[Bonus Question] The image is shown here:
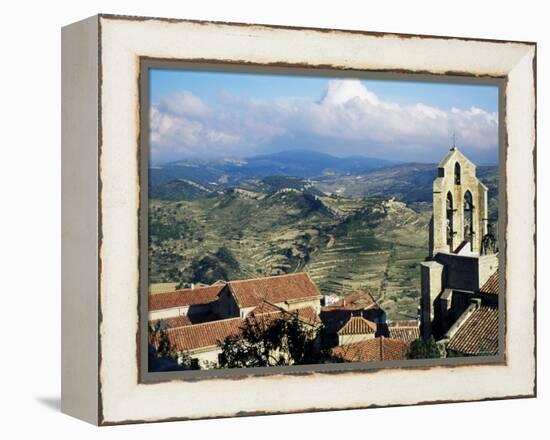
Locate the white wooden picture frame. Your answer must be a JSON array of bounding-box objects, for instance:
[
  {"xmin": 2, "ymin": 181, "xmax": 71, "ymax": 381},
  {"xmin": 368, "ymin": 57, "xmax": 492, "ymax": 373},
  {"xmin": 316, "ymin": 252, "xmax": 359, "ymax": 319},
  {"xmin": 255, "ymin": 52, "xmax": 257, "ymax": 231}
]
[{"xmin": 61, "ymin": 14, "xmax": 536, "ymax": 425}]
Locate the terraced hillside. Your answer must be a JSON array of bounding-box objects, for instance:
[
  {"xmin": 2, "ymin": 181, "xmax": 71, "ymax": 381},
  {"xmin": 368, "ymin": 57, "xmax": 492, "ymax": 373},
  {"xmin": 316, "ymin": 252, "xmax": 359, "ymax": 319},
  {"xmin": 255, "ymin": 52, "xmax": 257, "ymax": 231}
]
[{"xmin": 149, "ymin": 190, "xmax": 430, "ymax": 320}]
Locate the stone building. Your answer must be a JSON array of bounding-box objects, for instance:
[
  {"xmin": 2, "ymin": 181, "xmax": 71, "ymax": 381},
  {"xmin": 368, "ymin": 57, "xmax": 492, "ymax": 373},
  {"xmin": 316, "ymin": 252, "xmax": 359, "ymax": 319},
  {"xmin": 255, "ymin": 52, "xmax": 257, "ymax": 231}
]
[
  {"xmin": 429, "ymin": 147, "xmax": 489, "ymax": 257},
  {"xmin": 420, "ymin": 147, "xmax": 499, "ymax": 350}
]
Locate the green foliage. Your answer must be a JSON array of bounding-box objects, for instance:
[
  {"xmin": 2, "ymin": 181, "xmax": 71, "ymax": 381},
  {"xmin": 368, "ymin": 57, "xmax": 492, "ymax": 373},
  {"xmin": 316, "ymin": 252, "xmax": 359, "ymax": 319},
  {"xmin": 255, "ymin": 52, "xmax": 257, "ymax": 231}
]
[
  {"xmin": 218, "ymin": 314, "xmax": 322, "ymax": 369},
  {"xmin": 149, "ymin": 218, "xmax": 188, "ymax": 243},
  {"xmin": 176, "ymin": 246, "xmax": 241, "ymax": 287},
  {"xmin": 214, "ymin": 246, "xmax": 240, "ymax": 270},
  {"xmin": 150, "ymin": 179, "xmax": 217, "ymax": 201},
  {"xmin": 408, "ymin": 337, "xmax": 441, "ymax": 359}
]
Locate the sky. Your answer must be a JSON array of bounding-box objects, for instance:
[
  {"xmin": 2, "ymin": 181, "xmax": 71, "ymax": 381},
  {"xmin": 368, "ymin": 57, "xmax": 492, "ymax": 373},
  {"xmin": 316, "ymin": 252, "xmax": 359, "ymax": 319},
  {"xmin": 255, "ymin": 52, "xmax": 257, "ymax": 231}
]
[{"xmin": 149, "ymin": 68, "xmax": 499, "ymax": 165}]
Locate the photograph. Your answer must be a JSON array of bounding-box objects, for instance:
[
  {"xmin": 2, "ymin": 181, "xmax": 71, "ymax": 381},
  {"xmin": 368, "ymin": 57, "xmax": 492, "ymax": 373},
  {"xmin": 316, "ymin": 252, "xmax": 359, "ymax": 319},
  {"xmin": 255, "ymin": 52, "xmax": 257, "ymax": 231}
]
[{"xmin": 145, "ymin": 67, "xmax": 501, "ymax": 372}]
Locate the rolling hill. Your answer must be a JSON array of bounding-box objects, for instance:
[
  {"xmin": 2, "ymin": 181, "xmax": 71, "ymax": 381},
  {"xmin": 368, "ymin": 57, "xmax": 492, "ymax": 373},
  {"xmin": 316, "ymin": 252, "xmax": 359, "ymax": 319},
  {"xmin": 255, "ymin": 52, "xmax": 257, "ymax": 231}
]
[{"xmin": 149, "ymin": 189, "xmax": 431, "ymax": 320}]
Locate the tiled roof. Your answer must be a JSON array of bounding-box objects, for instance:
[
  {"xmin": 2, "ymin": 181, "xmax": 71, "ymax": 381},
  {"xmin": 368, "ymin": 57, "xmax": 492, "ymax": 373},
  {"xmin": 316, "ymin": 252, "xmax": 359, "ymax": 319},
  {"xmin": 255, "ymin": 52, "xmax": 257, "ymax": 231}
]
[
  {"xmin": 150, "ymin": 315, "xmax": 193, "ymax": 329},
  {"xmin": 250, "ymin": 301, "xmax": 321, "ymax": 327},
  {"xmin": 337, "ymin": 316, "xmax": 377, "ymax": 335},
  {"xmin": 250, "ymin": 301, "xmax": 282, "ymax": 315},
  {"xmin": 162, "ymin": 318, "xmax": 243, "ymax": 352},
  {"xmin": 388, "ymin": 321, "xmax": 420, "ymax": 343},
  {"xmin": 293, "ymin": 307, "xmax": 322, "ymax": 327},
  {"xmin": 447, "ymin": 306, "xmax": 499, "ymax": 355},
  {"xmin": 322, "ymin": 291, "xmax": 379, "ymax": 312},
  {"xmin": 227, "ymin": 272, "xmax": 321, "ymax": 308},
  {"xmin": 331, "ymin": 337, "xmax": 409, "ymax": 362},
  {"xmin": 480, "ymin": 270, "xmax": 499, "ymax": 295},
  {"xmin": 160, "ymin": 304, "xmax": 321, "ymax": 353},
  {"xmin": 148, "ymin": 284, "xmax": 224, "ymax": 311}
]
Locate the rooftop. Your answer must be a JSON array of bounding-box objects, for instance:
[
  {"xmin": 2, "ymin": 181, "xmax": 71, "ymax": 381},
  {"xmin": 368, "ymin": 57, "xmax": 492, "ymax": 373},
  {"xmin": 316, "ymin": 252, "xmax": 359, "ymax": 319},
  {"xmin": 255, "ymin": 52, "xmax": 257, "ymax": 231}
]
[
  {"xmin": 331, "ymin": 337, "xmax": 409, "ymax": 362},
  {"xmin": 322, "ymin": 291, "xmax": 379, "ymax": 312},
  {"xmin": 388, "ymin": 321, "xmax": 420, "ymax": 343},
  {"xmin": 161, "ymin": 318, "xmax": 243, "ymax": 352},
  {"xmin": 227, "ymin": 272, "xmax": 321, "ymax": 309},
  {"xmin": 337, "ymin": 316, "xmax": 377, "ymax": 335},
  {"xmin": 249, "ymin": 301, "xmax": 321, "ymax": 327},
  {"xmin": 149, "ymin": 284, "xmax": 225, "ymax": 311},
  {"xmin": 447, "ymin": 306, "xmax": 499, "ymax": 355},
  {"xmin": 480, "ymin": 270, "xmax": 499, "ymax": 295},
  {"xmin": 149, "ymin": 315, "xmax": 193, "ymax": 329}
]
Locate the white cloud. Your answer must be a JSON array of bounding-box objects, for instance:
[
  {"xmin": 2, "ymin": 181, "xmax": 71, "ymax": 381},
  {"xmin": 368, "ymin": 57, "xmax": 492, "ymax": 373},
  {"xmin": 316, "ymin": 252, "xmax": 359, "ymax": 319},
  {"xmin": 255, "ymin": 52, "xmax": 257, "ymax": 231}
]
[
  {"xmin": 322, "ymin": 79, "xmax": 380, "ymax": 107},
  {"xmin": 157, "ymin": 91, "xmax": 211, "ymax": 117},
  {"xmin": 150, "ymin": 80, "xmax": 498, "ymax": 163}
]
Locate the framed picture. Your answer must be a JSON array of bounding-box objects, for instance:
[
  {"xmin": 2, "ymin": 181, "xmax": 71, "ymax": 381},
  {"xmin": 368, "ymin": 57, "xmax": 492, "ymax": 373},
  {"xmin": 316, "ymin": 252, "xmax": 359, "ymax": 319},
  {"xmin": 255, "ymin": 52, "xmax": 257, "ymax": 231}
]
[{"xmin": 61, "ymin": 14, "xmax": 536, "ymax": 425}]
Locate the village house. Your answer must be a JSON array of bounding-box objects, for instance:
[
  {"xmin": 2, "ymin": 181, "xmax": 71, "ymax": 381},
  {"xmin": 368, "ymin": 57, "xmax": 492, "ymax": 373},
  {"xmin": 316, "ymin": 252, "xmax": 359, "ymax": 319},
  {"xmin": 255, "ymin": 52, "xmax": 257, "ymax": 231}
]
[
  {"xmin": 420, "ymin": 146, "xmax": 499, "ymax": 356},
  {"xmin": 330, "ymin": 337, "xmax": 409, "ymax": 363},
  {"xmin": 336, "ymin": 316, "xmax": 377, "ymax": 346},
  {"xmin": 149, "ymin": 273, "xmax": 404, "ymax": 368},
  {"xmin": 154, "ymin": 300, "xmax": 322, "ymax": 368},
  {"xmin": 149, "ymin": 273, "xmax": 324, "ymax": 368},
  {"xmin": 149, "ymin": 284, "xmax": 222, "ymax": 322},
  {"xmin": 149, "ymin": 272, "xmax": 322, "ymax": 323},
  {"xmin": 320, "ymin": 290, "xmax": 386, "ymax": 346}
]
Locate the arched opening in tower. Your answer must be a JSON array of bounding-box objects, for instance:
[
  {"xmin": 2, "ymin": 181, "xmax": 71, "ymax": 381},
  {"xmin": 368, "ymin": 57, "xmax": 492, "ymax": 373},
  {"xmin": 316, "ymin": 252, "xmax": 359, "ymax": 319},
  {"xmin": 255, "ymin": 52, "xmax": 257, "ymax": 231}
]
[
  {"xmin": 464, "ymin": 190, "xmax": 474, "ymax": 243},
  {"xmin": 446, "ymin": 191, "xmax": 454, "ymax": 250},
  {"xmin": 454, "ymin": 162, "xmax": 461, "ymax": 185}
]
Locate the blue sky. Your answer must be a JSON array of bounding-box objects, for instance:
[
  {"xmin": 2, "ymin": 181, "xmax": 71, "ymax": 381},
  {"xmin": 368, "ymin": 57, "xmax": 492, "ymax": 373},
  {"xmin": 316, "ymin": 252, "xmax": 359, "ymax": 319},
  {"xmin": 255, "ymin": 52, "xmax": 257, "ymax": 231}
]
[{"xmin": 149, "ymin": 68, "xmax": 499, "ymax": 165}]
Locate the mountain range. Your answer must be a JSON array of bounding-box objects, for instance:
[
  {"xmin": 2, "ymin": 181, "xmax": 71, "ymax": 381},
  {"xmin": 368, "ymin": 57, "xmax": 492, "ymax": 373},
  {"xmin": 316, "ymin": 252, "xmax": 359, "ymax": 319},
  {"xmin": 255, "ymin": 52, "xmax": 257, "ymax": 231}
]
[{"xmin": 150, "ymin": 149, "xmax": 401, "ymax": 187}]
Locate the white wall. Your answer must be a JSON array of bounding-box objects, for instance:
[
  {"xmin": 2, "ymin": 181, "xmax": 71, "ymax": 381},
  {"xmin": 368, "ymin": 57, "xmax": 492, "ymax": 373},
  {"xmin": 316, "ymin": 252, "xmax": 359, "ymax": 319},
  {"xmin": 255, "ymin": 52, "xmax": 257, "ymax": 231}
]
[{"xmin": 2, "ymin": 1, "xmax": 547, "ymax": 439}]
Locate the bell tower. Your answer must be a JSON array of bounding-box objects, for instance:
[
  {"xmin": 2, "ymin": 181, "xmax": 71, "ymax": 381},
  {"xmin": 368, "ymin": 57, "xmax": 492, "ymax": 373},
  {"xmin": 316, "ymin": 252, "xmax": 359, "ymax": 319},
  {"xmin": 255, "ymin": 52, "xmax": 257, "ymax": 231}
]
[{"xmin": 430, "ymin": 145, "xmax": 488, "ymax": 257}]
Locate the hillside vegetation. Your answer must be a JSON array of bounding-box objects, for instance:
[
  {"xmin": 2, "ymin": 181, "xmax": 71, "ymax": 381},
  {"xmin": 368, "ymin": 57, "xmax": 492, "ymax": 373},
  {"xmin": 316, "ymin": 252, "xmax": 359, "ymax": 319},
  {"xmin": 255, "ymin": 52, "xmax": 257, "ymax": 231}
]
[{"xmin": 149, "ymin": 190, "xmax": 431, "ymax": 319}]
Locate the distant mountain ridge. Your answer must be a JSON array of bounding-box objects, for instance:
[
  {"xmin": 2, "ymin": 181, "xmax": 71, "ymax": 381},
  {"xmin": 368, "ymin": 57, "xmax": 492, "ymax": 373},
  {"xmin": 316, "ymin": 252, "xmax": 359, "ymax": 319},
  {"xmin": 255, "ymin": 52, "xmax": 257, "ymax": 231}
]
[{"xmin": 150, "ymin": 149, "xmax": 401, "ymax": 187}]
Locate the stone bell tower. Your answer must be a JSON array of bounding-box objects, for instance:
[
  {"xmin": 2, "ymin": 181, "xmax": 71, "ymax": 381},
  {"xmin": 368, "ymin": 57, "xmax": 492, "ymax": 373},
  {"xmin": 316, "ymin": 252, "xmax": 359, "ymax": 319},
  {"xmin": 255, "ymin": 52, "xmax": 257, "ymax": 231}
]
[
  {"xmin": 429, "ymin": 146, "xmax": 488, "ymax": 257},
  {"xmin": 421, "ymin": 144, "xmax": 497, "ymax": 340}
]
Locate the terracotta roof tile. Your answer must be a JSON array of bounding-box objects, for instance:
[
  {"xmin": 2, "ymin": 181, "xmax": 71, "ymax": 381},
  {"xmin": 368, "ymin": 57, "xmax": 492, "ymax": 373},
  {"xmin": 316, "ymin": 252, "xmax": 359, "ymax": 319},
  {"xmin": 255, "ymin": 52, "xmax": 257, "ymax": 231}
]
[
  {"xmin": 388, "ymin": 321, "xmax": 420, "ymax": 343},
  {"xmin": 480, "ymin": 270, "xmax": 499, "ymax": 295},
  {"xmin": 337, "ymin": 316, "xmax": 377, "ymax": 335},
  {"xmin": 149, "ymin": 284, "xmax": 224, "ymax": 311},
  {"xmin": 227, "ymin": 273, "xmax": 321, "ymax": 308},
  {"xmin": 322, "ymin": 291, "xmax": 379, "ymax": 312},
  {"xmin": 250, "ymin": 301, "xmax": 282, "ymax": 315},
  {"xmin": 447, "ymin": 306, "xmax": 499, "ymax": 355},
  {"xmin": 162, "ymin": 318, "xmax": 243, "ymax": 352},
  {"xmin": 331, "ymin": 337, "xmax": 409, "ymax": 362},
  {"xmin": 150, "ymin": 315, "xmax": 193, "ymax": 329},
  {"xmin": 249, "ymin": 301, "xmax": 321, "ymax": 327}
]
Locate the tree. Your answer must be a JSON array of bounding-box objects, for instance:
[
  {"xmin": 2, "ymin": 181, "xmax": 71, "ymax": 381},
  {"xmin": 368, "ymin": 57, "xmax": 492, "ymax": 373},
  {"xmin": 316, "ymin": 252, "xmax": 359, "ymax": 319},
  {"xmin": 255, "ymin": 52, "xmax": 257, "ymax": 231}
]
[
  {"xmin": 408, "ymin": 337, "xmax": 441, "ymax": 359},
  {"xmin": 218, "ymin": 312, "xmax": 322, "ymax": 368}
]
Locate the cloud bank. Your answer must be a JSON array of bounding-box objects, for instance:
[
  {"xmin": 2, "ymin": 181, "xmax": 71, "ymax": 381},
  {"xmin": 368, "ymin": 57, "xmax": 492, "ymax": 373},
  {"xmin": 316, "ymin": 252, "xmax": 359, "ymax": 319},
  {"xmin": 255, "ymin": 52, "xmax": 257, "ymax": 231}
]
[{"xmin": 150, "ymin": 79, "xmax": 498, "ymax": 164}]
